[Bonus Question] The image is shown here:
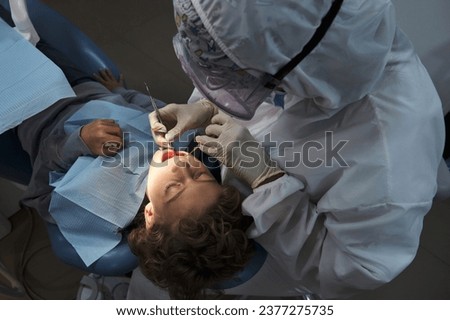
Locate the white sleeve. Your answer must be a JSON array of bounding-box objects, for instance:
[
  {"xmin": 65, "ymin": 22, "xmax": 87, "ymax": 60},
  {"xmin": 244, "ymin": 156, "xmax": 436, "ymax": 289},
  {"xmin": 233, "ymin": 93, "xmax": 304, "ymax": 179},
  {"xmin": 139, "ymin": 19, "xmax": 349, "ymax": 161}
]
[
  {"xmin": 243, "ymin": 175, "xmax": 429, "ymax": 298},
  {"xmin": 187, "ymin": 88, "xmax": 204, "ymax": 103}
]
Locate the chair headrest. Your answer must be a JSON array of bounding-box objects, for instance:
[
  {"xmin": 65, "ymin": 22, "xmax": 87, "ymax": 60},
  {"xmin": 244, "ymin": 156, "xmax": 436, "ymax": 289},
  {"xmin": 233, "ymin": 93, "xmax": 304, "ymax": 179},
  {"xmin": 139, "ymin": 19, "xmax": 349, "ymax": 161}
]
[{"xmin": 212, "ymin": 241, "xmax": 267, "ymax": 290}]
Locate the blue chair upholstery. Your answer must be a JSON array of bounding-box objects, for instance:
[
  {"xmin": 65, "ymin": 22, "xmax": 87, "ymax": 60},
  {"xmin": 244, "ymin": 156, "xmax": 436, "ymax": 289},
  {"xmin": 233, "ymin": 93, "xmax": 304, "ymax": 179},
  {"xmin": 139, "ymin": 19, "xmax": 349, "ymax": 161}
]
[
  {"xmin": 0, "ymin": 0, "xmax": 119, "ymax": 79},
  {"xmin": 45, "ymin": 223, "xmax": 138, "ymax": 276}
]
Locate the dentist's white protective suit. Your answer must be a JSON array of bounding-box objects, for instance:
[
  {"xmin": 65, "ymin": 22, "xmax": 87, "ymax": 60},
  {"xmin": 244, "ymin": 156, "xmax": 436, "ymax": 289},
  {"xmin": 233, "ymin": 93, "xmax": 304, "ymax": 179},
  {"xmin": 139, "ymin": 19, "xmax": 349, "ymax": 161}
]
[{"xmin": 128, "ymin": 0, "xmax": 449, "ymax": 299}]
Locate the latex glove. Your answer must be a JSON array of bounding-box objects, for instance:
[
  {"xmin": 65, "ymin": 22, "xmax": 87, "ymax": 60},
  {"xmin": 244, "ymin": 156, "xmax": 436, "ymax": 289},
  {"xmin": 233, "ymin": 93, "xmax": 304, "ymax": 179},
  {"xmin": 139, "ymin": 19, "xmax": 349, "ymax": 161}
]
[
  {"xmin": 195, "ymin": 112, "xmax": 284, "ymax": 189},
  {"xmin": 149, "ymin": 99, "xmax": 218, "ymax": 148},
  {"xmin": 80, "ymin": 119, "xmax": 123, "ymax": 156}
]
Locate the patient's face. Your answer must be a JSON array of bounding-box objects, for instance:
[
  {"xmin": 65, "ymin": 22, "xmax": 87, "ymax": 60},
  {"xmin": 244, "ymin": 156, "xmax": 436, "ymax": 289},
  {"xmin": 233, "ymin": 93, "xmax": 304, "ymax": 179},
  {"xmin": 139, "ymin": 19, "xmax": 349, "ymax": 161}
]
[{"xmin": 145, "ymin": 150, "xmax": 222, "ymax": 229}]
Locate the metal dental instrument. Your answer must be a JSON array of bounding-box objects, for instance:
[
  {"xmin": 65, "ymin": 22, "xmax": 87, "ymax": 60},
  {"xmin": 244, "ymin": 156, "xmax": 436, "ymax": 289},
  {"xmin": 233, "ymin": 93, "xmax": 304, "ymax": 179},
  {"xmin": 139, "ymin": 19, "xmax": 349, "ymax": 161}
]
[
  {"xmin": 144, "ymin": 82, "xmax": 173, "ymax": 149},
  {"xmin": 144, "ymin": 82, "xmax": 163, "ymax": 125}
]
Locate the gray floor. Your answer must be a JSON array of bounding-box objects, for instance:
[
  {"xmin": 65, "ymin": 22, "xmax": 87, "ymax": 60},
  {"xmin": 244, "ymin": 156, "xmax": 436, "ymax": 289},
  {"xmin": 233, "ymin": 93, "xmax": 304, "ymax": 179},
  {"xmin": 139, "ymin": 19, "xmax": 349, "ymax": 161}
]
[{"xmin": 1, "ymin": 0, "xmax": 449, "ymax": 300}]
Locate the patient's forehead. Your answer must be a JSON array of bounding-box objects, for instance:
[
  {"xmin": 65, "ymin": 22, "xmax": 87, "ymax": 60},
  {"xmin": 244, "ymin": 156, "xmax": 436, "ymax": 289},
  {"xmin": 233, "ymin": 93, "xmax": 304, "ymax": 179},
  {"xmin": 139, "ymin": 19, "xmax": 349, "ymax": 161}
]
[{"xmin": 156, "ymin": 178, "xmax": 222, "ymax": 226}]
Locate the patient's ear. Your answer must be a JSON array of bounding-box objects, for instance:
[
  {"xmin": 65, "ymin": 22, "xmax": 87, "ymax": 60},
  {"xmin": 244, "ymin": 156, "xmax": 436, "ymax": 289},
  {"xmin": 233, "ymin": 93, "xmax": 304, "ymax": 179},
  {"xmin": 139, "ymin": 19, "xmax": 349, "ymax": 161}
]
[{"xmin": 144, "ymin": 202, "xmax": 155, "ymax": 229}]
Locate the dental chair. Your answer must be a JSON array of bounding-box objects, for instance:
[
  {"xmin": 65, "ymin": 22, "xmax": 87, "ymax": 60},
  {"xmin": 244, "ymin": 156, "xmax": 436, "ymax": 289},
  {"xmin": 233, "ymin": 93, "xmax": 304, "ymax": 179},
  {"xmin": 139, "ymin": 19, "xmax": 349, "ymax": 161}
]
[
  {"xmin": 0, "ymin": 0, "xmax": 268, "ymax": 296},
  {"xmin": 0, "ymin": 0, "xmax": 135, "ymax": 277}
]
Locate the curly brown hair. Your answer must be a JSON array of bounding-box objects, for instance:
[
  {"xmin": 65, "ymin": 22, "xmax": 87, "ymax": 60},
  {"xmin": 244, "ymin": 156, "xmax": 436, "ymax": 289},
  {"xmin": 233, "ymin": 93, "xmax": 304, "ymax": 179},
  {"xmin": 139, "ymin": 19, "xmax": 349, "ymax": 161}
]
[{"xmin": 127, "ymin": 185, "xmax": 254, "ymax": 299}]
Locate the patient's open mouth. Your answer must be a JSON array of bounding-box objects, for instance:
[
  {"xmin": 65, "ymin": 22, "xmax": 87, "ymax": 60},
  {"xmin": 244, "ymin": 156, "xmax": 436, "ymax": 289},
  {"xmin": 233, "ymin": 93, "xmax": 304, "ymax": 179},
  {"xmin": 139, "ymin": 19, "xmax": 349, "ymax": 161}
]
[{"xmin": 161, "ymin": 149, "xmax": 183, "ymax": 162}]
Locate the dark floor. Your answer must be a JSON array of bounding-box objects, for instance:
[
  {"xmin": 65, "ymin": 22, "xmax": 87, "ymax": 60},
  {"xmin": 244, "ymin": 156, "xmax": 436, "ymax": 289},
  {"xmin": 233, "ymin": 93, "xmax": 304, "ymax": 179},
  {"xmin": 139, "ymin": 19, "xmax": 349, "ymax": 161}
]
[{"xmin": 1, "ymin": 0, "xmax": 449, "ymax": 300}]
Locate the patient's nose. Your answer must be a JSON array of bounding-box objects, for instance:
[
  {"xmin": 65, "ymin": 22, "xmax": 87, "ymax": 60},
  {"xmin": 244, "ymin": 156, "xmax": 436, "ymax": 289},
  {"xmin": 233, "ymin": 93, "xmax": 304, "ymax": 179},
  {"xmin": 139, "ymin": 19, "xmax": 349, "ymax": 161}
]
[{"xmin": 173, "ymin": 157, "xmax": 191, "ymax": 169}]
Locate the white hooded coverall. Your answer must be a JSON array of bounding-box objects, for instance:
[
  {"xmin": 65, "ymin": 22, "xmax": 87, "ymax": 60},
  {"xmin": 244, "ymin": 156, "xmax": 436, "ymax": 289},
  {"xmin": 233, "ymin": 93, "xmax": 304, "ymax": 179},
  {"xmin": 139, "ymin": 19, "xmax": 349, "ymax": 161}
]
[{"xmin": 184, "ymin": 0, "xmax": 447, "ymax": 298}]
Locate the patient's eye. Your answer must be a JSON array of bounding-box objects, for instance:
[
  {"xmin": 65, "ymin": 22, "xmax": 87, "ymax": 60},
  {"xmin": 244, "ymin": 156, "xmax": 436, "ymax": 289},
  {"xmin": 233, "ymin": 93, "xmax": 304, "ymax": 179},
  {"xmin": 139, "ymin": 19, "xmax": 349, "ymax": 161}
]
[
  {"xmin": 193, "ymin": 171, "xmax": 208, "ymax": 180},
  {"xmin": 165, "ymin": 182, "xmax": 181, "ymax": 192}
]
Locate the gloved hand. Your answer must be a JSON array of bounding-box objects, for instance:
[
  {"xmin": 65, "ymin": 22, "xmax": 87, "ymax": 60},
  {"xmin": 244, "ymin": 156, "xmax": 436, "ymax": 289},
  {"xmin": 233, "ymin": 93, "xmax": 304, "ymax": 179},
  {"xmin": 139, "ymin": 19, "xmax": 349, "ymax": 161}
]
[
  {"xmin": 149, "ymin": 99, "xmax": 218, "ymax": 148},
  {"xmin": 195, "ymin": 112, "xmax": 284, "ymax": 189}
]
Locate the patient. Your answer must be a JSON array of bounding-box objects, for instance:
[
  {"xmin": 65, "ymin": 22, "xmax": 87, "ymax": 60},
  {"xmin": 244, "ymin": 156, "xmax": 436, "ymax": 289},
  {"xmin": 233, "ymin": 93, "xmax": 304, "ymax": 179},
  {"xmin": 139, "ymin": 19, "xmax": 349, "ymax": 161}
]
[
  {"xmin": 14, "ymin": 36, "xmax": 254, "ymax": 298},
  {"xmin": 1, "ymin": 0, "xmax": 256, "ymax": 299},
  {"xmin": 128, "ymin": 149, "xmax": 254, "ymax": 299}
]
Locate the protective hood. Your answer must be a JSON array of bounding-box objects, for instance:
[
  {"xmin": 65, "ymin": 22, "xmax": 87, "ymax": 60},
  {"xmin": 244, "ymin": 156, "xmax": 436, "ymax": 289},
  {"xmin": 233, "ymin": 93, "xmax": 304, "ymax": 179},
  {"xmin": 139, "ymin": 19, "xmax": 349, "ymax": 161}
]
[{"xmin": 182, "ymin": 0, "xmax": 396, "ymax": 111}]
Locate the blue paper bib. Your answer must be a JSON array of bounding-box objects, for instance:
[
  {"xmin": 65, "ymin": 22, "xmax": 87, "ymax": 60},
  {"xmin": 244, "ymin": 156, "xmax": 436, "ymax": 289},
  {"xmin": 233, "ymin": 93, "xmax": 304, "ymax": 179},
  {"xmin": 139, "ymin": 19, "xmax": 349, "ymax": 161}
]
[{"xmin": 49, "ymin": 101, "xmax": 157, "ymax": 266}]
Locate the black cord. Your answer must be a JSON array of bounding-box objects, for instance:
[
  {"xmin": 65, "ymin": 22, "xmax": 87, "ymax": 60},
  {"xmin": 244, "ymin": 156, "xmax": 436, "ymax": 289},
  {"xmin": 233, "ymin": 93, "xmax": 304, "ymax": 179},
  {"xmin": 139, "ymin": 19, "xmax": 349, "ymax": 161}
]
[{"xmin": 265, "ymin": 0, "xmax": 344, "ymax": 89}]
